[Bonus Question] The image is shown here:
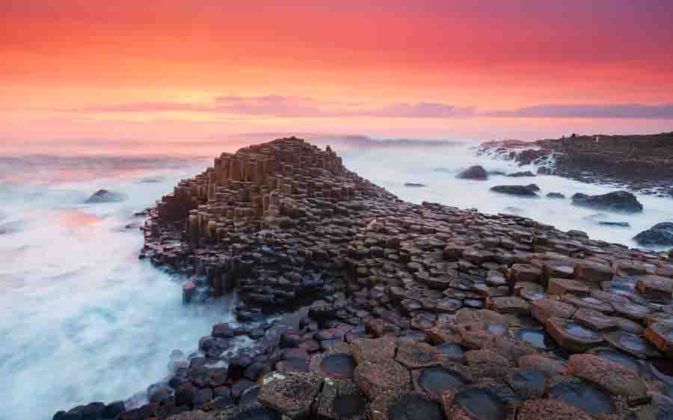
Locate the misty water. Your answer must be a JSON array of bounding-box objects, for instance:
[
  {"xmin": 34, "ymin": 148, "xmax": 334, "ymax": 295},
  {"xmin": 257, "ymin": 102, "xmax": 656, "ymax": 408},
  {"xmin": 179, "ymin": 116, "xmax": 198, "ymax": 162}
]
[{"xmin": 1, "ymin": 139, "xmax": 671, "ymax": 419}]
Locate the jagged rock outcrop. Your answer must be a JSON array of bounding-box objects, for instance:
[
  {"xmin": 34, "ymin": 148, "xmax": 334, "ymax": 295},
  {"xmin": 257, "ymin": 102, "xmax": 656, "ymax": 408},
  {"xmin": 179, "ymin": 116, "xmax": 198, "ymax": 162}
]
[{"xmin": 59, "ymin": 138, "xmax": 673, "ymax": 420}]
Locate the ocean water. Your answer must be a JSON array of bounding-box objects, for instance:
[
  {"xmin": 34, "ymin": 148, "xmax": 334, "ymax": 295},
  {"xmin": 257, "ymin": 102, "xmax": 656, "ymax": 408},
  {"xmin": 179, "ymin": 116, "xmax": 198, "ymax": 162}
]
[
  {"xmin": 0, "ymin": 156, "xmax": 238, "ymax": 420},
  {"xmin": 339, "ymin": 142, "xmax": 673, "ymax": 250},
  {"xmin": 1, "ymin": 139, "xmax": 671, "ymax": 420}
]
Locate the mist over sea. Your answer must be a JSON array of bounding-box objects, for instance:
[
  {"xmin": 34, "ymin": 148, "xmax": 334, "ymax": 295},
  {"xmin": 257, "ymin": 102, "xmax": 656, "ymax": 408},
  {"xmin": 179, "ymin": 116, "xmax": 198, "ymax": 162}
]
[{"xmin": 1, "ymin": 137, "xmax": 671, "ymax": 419}]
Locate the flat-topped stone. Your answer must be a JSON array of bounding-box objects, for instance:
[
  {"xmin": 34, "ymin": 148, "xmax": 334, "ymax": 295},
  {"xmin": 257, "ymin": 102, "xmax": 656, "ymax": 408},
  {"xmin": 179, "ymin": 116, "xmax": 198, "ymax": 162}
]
[
  {"xmin": 395, "ymin": 341, "xmax": 446, "ymax": 369},
  {"xmin": 350, "ymin": 337, "xmax": 396, "ymax": 364},
  {"xmin": 547, "ymin": 278, "xmax": 590, "ymax": 296},
  {"xmin": 644, "ymin": 321, "xmax": 673, "ymax": 357},
  {"xmin": 531, "ymin": 298, "xmax": 576, "ymax": 325},
  {"xmin": 487, "ymin": 296, "xmax": 530, "ymax": 315},
  {"xmin": 353, "ymin": 359, "xmax": 410, "ymax": 400},
  {"xmin": 574, "ymin": 261, "xmax": 614, "ymax": 283},
  {"xmin": 257, "ymin": 372, "xmax": 322, "ymax": 418},
  {"xmin": 636, "ymin": 275, "xmax": 673, "ymax": 302},
  {"xmin": 566, "ymin": 354, "xmax": 649, "ymax": 405}
]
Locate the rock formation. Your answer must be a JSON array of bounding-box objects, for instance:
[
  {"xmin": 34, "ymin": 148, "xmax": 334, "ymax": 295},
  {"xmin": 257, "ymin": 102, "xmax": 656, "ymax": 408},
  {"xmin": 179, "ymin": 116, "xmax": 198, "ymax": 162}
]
[
  {"xmin": 57, "ymin": 138, "xmax": 673, "ymax": 420},
  {"xmin": 480, "ymin": 132, "xmax": 673, "ymax": 195}
]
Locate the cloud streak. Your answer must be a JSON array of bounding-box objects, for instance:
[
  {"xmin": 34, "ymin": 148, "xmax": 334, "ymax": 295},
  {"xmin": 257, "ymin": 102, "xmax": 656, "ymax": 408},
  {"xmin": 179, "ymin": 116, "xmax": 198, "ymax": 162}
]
[
  {"xmin": 78, "ymin": 96, "xmax": 673, "ymax": 120},
  {"xmin": 487, "ymin": 103, "xmax": 673, "ymax": 119}
]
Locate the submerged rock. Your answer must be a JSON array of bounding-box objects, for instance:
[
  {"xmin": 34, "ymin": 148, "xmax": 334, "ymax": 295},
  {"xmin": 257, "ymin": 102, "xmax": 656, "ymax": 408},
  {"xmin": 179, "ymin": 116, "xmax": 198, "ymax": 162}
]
[
  {"xmin": 571, "ymin": 191, "xmax": 643, "ymax": 213},
  {"xmin": 85, "ymin": 189, "xmax": 127, "ymax": 203},
  {"xmin": 457, "ymin": 165, "xmax": 488, "ymax": 180},
  {"xmin": 598, "ymin": 221, "xmax": 630, "ymax": 227},
  {"xmin": 507, "ymin": 170, "xmax": 535, "ymax": 177},
  {"xmin": 490, "ymin": 185, "xmax": 538, "ymax": 196},
  {"xmin": 546, "ymin": 192, "xmax": 565, "ymax": 199},
  {"xmin": 634, "ymin": 222, "xmax": 673, "ymax": 247},
  {"xmin": 403, "ymin": 182, "xmax": 426, "ymax": 188}
]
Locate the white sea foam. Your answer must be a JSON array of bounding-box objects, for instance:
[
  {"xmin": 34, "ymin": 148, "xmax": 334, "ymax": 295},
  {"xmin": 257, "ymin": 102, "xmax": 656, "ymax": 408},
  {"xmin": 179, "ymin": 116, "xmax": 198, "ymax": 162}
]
[{"xmin": 0, "ymin": 157, "xmax": 236, "ymax": 420}]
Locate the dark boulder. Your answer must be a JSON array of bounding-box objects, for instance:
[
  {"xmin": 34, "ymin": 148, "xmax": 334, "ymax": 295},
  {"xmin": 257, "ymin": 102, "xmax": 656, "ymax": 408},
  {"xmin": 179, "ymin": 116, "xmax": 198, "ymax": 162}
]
[
  {"xmin": 457, "ymin": 165, "xmax": 488, "ymax": 180},
  {"xmin": 490, "ymin": 185, "xmax": 538, "ymax": 197},
  {"xmin": 546, "ymin": 192, "xmax": 565, "ymax": 199},
  {"xmin": 634, "ymin": 222, "xmax": 673, "ymax": 247},
  {"xmin": 85, "ymin": 189, "xmax": 127, "ymax": 203},
  {"xmin": 571, "ymin": 191, "xmax": 643, "ymax": 213},
  {"xmin": 404, "ymin": 182, "xmax": 426, "ymax": 188}
]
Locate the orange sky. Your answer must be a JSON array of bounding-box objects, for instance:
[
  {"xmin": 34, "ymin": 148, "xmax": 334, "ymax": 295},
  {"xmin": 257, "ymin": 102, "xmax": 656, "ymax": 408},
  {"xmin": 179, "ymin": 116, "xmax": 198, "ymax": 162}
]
[{"xmin": 2, "ymin": 0, "xmax": 673, "ymax": 151}]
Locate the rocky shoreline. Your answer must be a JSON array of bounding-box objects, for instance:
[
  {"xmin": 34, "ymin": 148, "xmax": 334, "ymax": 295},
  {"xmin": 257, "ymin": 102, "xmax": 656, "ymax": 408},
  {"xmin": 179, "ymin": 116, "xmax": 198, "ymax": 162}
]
[
  {"xmin": 479, "ymin": 132, "xmax": 673, "ymax": 196},
  {"xmin": 56, "ymin": 138, "xmax": 673, "ymax": 420}
]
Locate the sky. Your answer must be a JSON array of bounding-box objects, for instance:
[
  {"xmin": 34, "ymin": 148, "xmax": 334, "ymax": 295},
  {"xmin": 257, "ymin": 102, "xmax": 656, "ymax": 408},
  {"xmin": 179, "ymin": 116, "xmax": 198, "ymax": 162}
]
[{"xmin": 1, "ymin": 0, "xmax": 673, "ymax": 153}]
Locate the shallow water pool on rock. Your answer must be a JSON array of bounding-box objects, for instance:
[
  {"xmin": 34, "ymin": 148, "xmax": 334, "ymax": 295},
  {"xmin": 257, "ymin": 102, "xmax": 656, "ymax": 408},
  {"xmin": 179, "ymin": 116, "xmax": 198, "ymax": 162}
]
[
  {"xmin": 418, "ymin": 366, "xmax": 469, "ymax": 398},
  {"xmin": 453, "ymin": 387, "xmax": 506, "ymax": 420},
  {"xmin": 548, "ymin": 379, "xmax": 615, "ymax": 415}
]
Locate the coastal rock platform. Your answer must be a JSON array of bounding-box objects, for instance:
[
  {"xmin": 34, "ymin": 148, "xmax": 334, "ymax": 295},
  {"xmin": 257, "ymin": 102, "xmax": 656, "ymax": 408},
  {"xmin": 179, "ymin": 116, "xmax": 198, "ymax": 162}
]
[
  {"xmin": 57, "ymin": 138, "xmax": 673, "ymax": 420},
  {"xmin": 479, "ymin": 132, "xmax": 673, "ymax": 195}
]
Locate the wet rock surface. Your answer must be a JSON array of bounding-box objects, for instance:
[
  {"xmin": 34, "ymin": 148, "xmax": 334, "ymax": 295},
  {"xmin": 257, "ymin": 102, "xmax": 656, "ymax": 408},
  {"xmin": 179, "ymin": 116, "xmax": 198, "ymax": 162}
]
[{"xmin": 62, "ymin": 138, "xmax": 673, "ymax": 419}]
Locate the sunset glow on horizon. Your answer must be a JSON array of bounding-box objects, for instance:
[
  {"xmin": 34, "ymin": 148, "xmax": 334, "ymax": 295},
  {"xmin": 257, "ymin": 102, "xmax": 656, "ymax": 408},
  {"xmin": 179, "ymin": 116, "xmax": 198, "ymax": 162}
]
[{"xmin": 2, "ymin": 0, "xmax": 673, "ymax": 151}]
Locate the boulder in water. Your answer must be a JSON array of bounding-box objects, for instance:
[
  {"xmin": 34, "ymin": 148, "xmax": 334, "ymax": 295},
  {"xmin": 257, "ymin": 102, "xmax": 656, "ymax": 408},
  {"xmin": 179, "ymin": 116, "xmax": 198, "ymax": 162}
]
[
  {"xmin": 546, "ymin": 192, "xmax": 565, "ymax": 199},
  {"xmin": 85, "ymin": 189, "xmax": 126, "ymax": 203},
  {"xmin": 490, "ymin": 185, "xmax": 538, "ymax": 197},
  {"xmin": 457, "ymin": 165, "xmax": 488, "ymax": 180},
  {"xmin": 571, "ymin": 191, "xmax": 643, "ymax": 213},
  {"xmin": 404, "ymin": 182, "xmax": 426, "ymax": 188},
  {"xmin": 633, "ymin": 222, "xmax": 673, "ymax": 246}
]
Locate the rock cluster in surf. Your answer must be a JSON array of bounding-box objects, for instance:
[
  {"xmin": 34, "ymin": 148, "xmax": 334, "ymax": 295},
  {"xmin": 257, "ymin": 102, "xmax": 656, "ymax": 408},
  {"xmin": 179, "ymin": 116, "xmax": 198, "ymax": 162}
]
[{"xmin": 57, "ymin": 138, "xmax": 673, "ymax": 420}]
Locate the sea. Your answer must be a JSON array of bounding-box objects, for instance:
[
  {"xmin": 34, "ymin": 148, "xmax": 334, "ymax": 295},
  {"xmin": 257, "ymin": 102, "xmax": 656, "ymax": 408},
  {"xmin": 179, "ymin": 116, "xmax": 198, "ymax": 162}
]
[{"xmin": 1, "ymin": 136, "xmax": 671, "ymax": 419}]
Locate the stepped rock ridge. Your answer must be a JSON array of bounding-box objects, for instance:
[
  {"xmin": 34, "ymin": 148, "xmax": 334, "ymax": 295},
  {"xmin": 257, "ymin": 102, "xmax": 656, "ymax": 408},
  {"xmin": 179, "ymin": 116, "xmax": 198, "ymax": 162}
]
[{"xmin": 57, "ymin": 137, "xmax": 673, "ymax": 420}]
